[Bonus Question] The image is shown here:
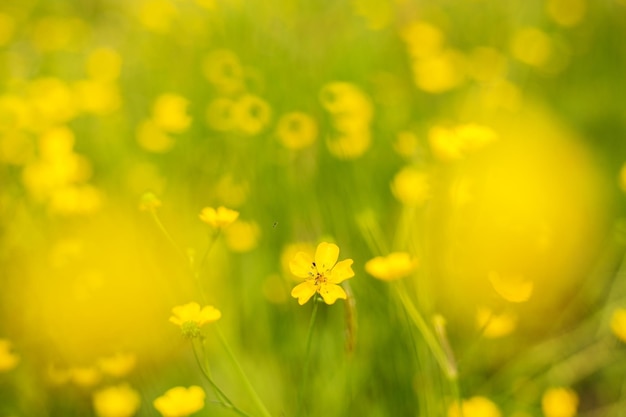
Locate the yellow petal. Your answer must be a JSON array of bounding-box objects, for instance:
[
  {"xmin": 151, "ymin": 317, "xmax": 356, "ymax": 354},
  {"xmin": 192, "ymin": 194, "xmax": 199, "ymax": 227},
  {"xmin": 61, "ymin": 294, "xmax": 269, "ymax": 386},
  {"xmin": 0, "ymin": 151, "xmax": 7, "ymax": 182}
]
[
  {"xmin": 289, "ymin": 251, "xmax": 314, "ymax": 278},
  {"xmin": 318, "ymin": 283, "xmax": 347, "ymax": 305},
  {"xmin": 314, "ymin": 242, "xmax": 339, "ymax": 273},
  {"xmin": 329, "ymin": 259, "xmax": 354, "ymax": 283},
  {"xmin": 197, "ymin": 306, "xmax": 221, "ymax": 326},
  {"xmin": 291, "ymin": 281, "xmax": 317, "ymax": 305}
]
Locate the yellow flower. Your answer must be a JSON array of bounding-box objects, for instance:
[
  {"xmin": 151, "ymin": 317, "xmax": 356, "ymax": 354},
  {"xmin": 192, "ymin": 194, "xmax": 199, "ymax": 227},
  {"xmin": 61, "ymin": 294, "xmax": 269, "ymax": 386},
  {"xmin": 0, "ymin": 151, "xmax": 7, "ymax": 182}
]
[
  {"xmin": 153, "ymin": 386, "xmax": 206, "ymax": 417},
  {"xmin": 391, "ymin": 167, "xmax": 430, "ymax": 206},
  {"xmin": 448, "ymin": 396, "xmax": 501, "ymax": 417},
  {"xmin": 542, "ymin": 387, "xmax": 578, "ymax": 417},
  {"xmin": 152, "ymin": 94, "xmax": 192, "ymax": 134},
  {"xmin": 136, "ymin": 119, "xmax": 175, "ymax": 153},
  {"xmin": 169, "ymin": 302, "xmax": 221, "ymax": 338},
  {"xmin": 476, "ymin": 307, "xmax": 517, "ymax": 338},
  {"xmin": 98, "ymin": 353, "xmax": 137, "ymax": 378},
  {"xmin": 290, "ymin": 242, "xmax": 354, "ymax": 305},
  {"xmin": 0, "ymin": 339, "xmax": 20, "ymax": 372},
  {"xmin": 202, "ymin": 49, "xmax": 245, "ymax": 95},
  {"xmin": 199, "ymin": 206, "xmax": 239, "ymax": 229},
  {"xmin": 93, "ymin": 384, "xmax": 141, "ymax": 417},
  {"xmin": 365, "ymin": 252, "xmax": 417, "ymax": 281},
  {"xmin": 232, "ymin": 94, "xmax": 272, "ymax": 135},
  {"xmin": 610, "ymin": 308, "xmax": 626, "ymax": 342},
  {"xmin": 275, "ymin": 112, "xmax": 318, "ymax": 150},
  {"xmin": 488, "ymin": 271, "xmax": 533, "ymax": 303}
]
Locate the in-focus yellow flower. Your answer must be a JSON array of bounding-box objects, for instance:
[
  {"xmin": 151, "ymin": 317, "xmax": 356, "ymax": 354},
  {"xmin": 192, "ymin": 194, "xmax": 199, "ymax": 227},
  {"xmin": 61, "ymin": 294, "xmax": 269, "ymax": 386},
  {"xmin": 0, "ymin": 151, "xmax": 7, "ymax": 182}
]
[
  {"xmin": 290, "ymin": 242, "xmax": 354, "ymax": 305},
  {"xmin": 154, "ymin": 386, "xmax": 205, "ymax": 417},
  {"xmin": 275, "ymin": 112, "xmax": 318, "ymax": 150},
  {"xmin": 199, "ymin": 206, "xmax": 239, "ymax": 229},
  {"xmin": 488, "ymin": 271, "xmax": 533, "ymax": 303},
  {"xmin": 152, "ymin": 94, "xmax": 192, "ymax": 134},
  {"xmin": 98, "ymin": 353, "xmax": 137, "ymax": 378},
  {"xmin": 610, "ymin": 308, "xmax": 626, "ymax": 342},
  {"xmin": 365, "ymin": 252, "xmax": 417, "ymax": 281},
  {"xmin": 448, "ymin": 396, "xmax": 502, "ymax": 417},
  {"xmin": 391, "ymin": 166, "xmax": 430, "ymax": 206},
  {"xmin": 0, "ymin": 339, "xmax": 20, "ymax": 372},
  {"xmin": 542, "ymin": 387, "xmax": 578, "ymax": 417},
  {"xmin": 93, "ymin": 384, "xmax": 141, "ymax": 417},
  {"xmin": 476, "ymin": 307, "xmax": 517, "ymax": 338},
  {"xmin": 169, "ymin": 302, "xmax": 221, "ymax": 338}
]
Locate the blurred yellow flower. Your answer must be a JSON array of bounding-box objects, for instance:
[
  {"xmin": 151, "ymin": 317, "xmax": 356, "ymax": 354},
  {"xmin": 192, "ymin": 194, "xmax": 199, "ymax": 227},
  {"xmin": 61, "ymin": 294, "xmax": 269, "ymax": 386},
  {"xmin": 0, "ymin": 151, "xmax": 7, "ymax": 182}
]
[
  {"xmin": 401, "ymin": 21, "xmax": 444, "ymax": 60},
  {"xmin": 136, "ymin": 119, "xmax": 174, "ymax": 153},
  {"xmin": 199, "ymin": 206, "xmax": 239, "ymax": 228},
  {"xmin": 547, "ymin": 0, "xmax": 586, "ymax": 27},
  {"xmin": 455, "ymin": 123, "xmax": 498, "ymax": 151},
  {"xmin": 290, "ymin": 242, "xmax": 354, "ymax": 305},
  {"xmin": 93, "ymin": 384, "xmax": 141, "ymax": 417},
  {"xmin": 202, "ymin": 49, "xmax": 245, "ymax": 95},
  {"xmin": 169, "ymin": 302, "xmax": 221, "ymax": 338},
  {"xmin": 511, "ymin": 27, "xmax": 552, "ymax": 68},
  {"xmin": 448, "ymin": 396, "xmax": 502, "ymax": 417},
  {"xmin": 205, "ymin": 98, "xmax": 236, "ymax": 131},
  {"xmin": 476, "ymin": 307, "xmax": 517, "ymax": 338},
  {"xmin": 275, "ymin": 112, "xmax": 318, "ymax": 150},
  {"xmin": 610, "ymin": 308, "xmax": 626, "ymax": 343},
  {"xmin": 0, "ymin": 339, "xmax": 20, "ymax": 372},
  {"xmin": 71, "ymin": 365, "xmax": 102, "ymax": 387},
  {"xmin": 98, "ymin": 353, "xmax": 137, "ymax": 378},
  {"xmin": 74, "ymin": 80, "xmax": 122, "ymax": 115},
  {"xmin": 153, "ymin": 386, "xmax": 206, "ymax": 417},
  {"xmin": 326, "ymin": 131, "xmax": 372, "ymax": 160},
  {"xmin": 87, "ymin": 48, "xmax": 123, "ymax": 82},
  {"xmin": 232, "ymin": 94, "xmax": 272, "ymax": 135},
  {"xmin": 411, "ymin": 49, "xmax": 466, "ymax": 94},
  {"xmin": 152, "ymin": 94, "xmax": 192, "ymax": 134},
  {"xmin": 429, "ymin": 126, "xmax": 464, "ymax": 161},
  {"xmin": 365, "ymin": 252, "xmax": 417, "ymax": 281},
  {"xmin": 488, "ymin": 272, "xmax": 534, "ymax": 303},
  {"xmin": 223, "ymin": 220, "xmax": 261, "ymax": 252},
  {"xmin": 541, "ymin": 387, "xmax": 578, "ymax": 417},
  {"xmin": 391, "ymin": 166, "xmax": 430, "ymax": 206}
]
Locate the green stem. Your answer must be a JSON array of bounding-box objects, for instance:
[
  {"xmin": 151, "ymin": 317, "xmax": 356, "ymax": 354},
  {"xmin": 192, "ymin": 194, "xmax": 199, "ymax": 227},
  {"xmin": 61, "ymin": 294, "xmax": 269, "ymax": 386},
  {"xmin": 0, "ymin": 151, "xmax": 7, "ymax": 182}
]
[
  {"xmin": 296, "ymin": 299, "xmax": 319, "ymax": 417},
  {"xmin": 149, "ymin": 209, "xmax": 188, "ymax": 261},
  {"xmin": 216, "ymin": 326, "xmax": 273, "ymax": 417},
  {"xmin": 394, "ymin": 284, "xmax": 457, "ymax": 380},
  {"xmin": 191, "ymin": 339, "xmax": 252, "ymax": 417}
]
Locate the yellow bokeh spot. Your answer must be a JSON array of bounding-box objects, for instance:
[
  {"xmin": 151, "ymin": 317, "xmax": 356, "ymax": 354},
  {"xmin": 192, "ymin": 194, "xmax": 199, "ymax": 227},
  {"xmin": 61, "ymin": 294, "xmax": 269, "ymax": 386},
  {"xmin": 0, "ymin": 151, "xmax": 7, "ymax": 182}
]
[
  {"xmin": 476, "ymin": 307, "xmax": 517, "ymax": 338},
  {"xmin": 87, "ymin": 48, "xmax": 123, "ymax": 82},
  {"xmin": 0, "ymin": 339, "xmax": 20, "ymax": 372},
  {"xmin": 136, "ymin": 119, "xmax": 175, "ymax": 153},
  {"xmin": 74, "ymin": 80, "xmax": 122, "ymax": 115},
  {"xmin": 365, "ymin": 252, "xmax": 417, "ymax": 281},
  {"xmin": 93, "ymin": 384, "xmax": 141, "ymax": 417},
  {"xmin": 326, "ymin": 131, "xmax": 372, "ymax": 160},
  {"xmin": 137, "ymin": 0, "xmax": 178, "ymax": 33},
  {"xmin": 448, "ymin": 396, "xmax": 502, "ymax": 417},
  {"xmin": 391, "ymin": 166, "xmax": 430, "ymax": 206},
  {"xmin": 202, "ymin": 49, "xmax": 245, "ymax": 95},
  {"xmin": 511, "ymin": 27, "xmax": 552, "ymax": 68},
  {"xmin": 0, "ymin": 13, "xmax": 16, "ymax": 46},
  {"xmin": 488, "ymin": 271, "xmax": 533, "ymax": 303},
  {"xmin": 232, "ymin": 94, "xmax": 272, "ymax": 135},
  {"xmin": 223, "ymin": 220, "xmax": 261, "ymax": 252},
  {"xmin": 206, "ymin": 98, "xmax": 236, "ymax": 131},
  {"xmin": 152, "ymin": 94, "xmax": 192, "ymax": 134},
  {"xmin": 610, "ymin": 308, "xmax": 626, "ymax": 343},
  {"xmin": 153, "ymin": 386, "xmax": 206, "ymax": 417},
  {"xmin": 541, "ymin": 387, "xmax": 578, "ymax": 417},
  {"xmin": 401, "ymin": 22, "xmax": 445, "ymax": 60},
  {"xmin": 412, "ymin": 50, "xmax": 466, "ymax": 94},
  {"xmin": 547, "ymin": 0, "xmax": 586, "ymax": 27},
  {"xmin": 275, "ymin": 112, "xmax": 318, "ymax": 150}
]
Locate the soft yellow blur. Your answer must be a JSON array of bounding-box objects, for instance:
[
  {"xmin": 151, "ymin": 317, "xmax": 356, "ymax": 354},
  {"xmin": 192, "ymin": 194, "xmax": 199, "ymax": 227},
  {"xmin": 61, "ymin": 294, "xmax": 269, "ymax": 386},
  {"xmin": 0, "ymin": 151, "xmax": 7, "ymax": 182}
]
[
  {"xmin": 93, "ymin": 384, "xmax": 141, "ymax": 417},
  {"xmin": 448, "ymin": 396, "xmax": 502, "ymax": 417},
  {"xmin": 153, "ymin": 386, "xmax": 206, "ymax": 417},
  {"xmin": 541, "ymin": 387, "xmax": 578, "ymax": 417}
]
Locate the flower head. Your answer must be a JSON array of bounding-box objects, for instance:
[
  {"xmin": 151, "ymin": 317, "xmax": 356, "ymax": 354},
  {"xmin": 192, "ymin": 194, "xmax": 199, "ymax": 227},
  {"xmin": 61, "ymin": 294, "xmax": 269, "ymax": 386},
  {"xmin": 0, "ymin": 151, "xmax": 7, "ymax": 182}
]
[
  {"xmin": 365, "ymin": 252, "xmax": 417, "ymax": 281},
  {"xmin": 154, "ymin": 386, "xmax": 205, "ymax": 417},
  {"xmin": 289, "ymin": 242, "xmax": 354, "ymax": 305},
  {"xmin": 542, "ymin": 387, "xmax": 578, "ymax": 417},
  {"xmin": 169, "ymin": 302, "xmax": 221, "ymax": 338},
  {"xmin": 199, "ymin": 206, "xmax": 239, "ymax": 229},
  {"xmin": 448, "ymin": 396, "xmax": 501, "ymax": 417},
  {"xmin": 93, "ymin": 383, "xmax": 141, "ymax": 417}
]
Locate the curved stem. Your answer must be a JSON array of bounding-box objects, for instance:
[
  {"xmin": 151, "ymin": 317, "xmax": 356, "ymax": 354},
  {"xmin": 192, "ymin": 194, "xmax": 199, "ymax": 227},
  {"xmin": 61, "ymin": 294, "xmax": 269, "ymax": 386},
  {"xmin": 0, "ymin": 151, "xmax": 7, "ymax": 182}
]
[{"xmin": 216, "ymin": 326, "xmax": 273, "ymax": 417}]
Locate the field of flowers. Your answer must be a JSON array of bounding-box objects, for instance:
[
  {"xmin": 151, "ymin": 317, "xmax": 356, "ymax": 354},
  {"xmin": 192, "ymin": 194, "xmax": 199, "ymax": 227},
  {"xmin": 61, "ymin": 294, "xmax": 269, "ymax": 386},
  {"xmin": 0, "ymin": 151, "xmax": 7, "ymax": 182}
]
[{"xmin": 1, "ymin": 0, "xmax": 626, "ymax": 416}]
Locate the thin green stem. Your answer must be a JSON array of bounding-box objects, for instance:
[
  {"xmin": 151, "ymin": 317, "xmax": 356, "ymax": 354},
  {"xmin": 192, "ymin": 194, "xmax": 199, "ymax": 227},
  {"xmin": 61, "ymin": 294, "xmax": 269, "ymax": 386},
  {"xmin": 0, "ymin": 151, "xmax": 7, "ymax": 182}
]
[
  {"xmin": 149, "ymin": 209, "xmax": 188, "ymax": 262},
  {"xmin": 216, "ymin": 326, "xmax": 273, "ymax": 417},
  {"xmin": 191, "ymin": 339, "xmax": 252, "ymax": 417},
  {"xmin": 297, "ymin": 299, "xmax": 319, "ymax": 417}
]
